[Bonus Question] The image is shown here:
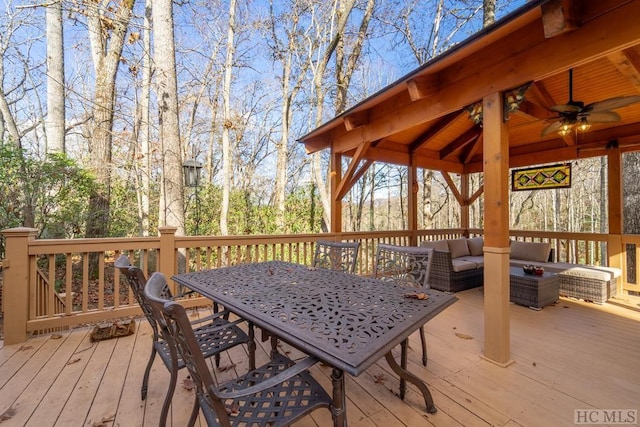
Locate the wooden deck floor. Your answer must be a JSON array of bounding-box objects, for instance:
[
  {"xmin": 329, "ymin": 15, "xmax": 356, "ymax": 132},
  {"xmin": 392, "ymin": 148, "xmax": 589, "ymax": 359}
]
[{"xmin": 1, "ymin": 289, "xmax": 639, "ymax": 427}]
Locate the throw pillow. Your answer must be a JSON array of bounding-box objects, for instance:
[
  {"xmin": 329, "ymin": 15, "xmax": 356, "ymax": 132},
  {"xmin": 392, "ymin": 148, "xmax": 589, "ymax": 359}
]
[
  {"xmin": 510, "ymin": 241, "xmax": 551, "ymax": 263},
  {"xmin": 448, "ymin": 238, "xmax": 471, "ymax": 258},
  {"xmin": 420, "ymin": 240, "xmax": 449, "ymax": 252},
  {"xmin": 467, "ymin": 237, "xmax": 484, "ymax": 256}
]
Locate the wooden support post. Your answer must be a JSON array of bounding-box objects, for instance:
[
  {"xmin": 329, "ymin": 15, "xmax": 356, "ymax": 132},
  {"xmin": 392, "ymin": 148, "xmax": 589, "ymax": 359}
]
[
  {"xmin": 331, "ymin": 151, "xmax": 343, "ymax": 233},
  {"xmin": 607, "ymin": 145, "xmax": 624, "ymax": 294},
  {"xmin": 1, "ymin": 227, "xmax": 39, "ymax": 344},
  {"xmin": 481, "ymin": 92, "xmax": 513, "ymax": 366},
  {"xmin": 159, "ymin": 226, "xmax": 178, "ymax": 294},
  {"xmin": 461, "ymin": 173, "xmax": 470, "ymax": 234},
  {"xmin": 408, "ymin": 160, "xmax": 419, "ymax": 246}
]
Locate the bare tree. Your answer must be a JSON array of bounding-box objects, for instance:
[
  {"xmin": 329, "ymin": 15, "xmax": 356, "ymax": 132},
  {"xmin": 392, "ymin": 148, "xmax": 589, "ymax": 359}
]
[
  {"xmin": 152, "ymin": 0, "xmax": 184, "ymax": 234},
  {"xmin": 309, "ymin": 0, "xmax": 376, "ymax": 231},
  {"xmin": 220, "ymin": 0, "xmax": 237, "ymax": 236},
  {"xmin": 45, "ymin": 0, "xmax": 65, "ymax": 154},
  {"xmin": 85, "ymin": 0, "xmax": 135, "ymax": 238},
  {"xmin": 137, "ymin": 0, "xmax": 152, "ymax": 236}
]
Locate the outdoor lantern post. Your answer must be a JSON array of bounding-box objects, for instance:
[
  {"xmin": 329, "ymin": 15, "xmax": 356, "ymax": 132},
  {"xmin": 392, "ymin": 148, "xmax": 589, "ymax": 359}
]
[{"xmin": 182, "ymin": 159, "xmax": 203, "ymax": 234}]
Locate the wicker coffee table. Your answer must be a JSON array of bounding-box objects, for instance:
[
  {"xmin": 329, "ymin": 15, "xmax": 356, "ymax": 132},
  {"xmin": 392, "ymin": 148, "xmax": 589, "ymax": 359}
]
[{"xmin": 509, "ymin": 267, "xmax": 559, "ymax": 310}]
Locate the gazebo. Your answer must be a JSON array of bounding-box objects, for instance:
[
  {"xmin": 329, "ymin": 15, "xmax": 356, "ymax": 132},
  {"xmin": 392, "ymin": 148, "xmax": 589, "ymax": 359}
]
[{"xmin": 298, "ymin": 0, "xmax": 640, "ymax": 365}]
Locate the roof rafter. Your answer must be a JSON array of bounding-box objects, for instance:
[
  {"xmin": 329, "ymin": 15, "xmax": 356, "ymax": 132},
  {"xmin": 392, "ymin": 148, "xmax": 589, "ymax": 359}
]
[
  {"xmin": 409, "ymin": 111, "xmax": 463, "ymax": 152},
  {"xmin": 440, "ymin": 127, "xmax": 481, "ymax": 160}
]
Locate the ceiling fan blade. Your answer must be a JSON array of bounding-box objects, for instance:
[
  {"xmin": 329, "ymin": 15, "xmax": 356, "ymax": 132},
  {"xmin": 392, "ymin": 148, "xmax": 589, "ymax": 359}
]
[
  {"xmin": 584, "ymin": 95, "xmax": 640, "ymax": 112},
  {"xmin": 541, "ymin": 120, "xmax": 563, "ymax": 137},
  {"xmin": 582, "ymin": 110, "xmax": 621, "ymax": 123},
  {"xmin": 550, "ymin": 103, "xmax": 581, "ymax": 114}
]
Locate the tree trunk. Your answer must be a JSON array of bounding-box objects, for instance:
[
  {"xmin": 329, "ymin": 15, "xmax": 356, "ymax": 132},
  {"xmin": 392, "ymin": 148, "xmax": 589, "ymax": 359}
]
[
  {"xmin": 85, "ymin": 0, "xmax": 135, "ymax": 239},
  {"xmin": 220, "ymin": 0, "xmax": 237, "ymax": 236},
  {"xmin": 45, "ymin": 0, "xmax": 65, "ymax": 154},
  {"xmin": 153, "ymin": 0, "xmax": 184, "ymax": 235},
  {"xmin": 483, "ymin": 0, "xmax": 496, "ymax": 27},
  {"xmin": 139, "ymin": 0, "xmax": 152, "ymax": 236}
]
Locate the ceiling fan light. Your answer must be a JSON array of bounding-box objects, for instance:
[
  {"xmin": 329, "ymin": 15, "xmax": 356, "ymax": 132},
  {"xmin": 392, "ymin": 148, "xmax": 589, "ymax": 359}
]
[
  {"xmin": 558, "ymin": 119, "xmax": 574, "ymax": 136},
  {"xmin": 577, "ymin": 117, "xmax": 591, "ymax": 132},
  {"xmin": 558, "ymin": 126, "xmax": 573, "ymax": 137}
]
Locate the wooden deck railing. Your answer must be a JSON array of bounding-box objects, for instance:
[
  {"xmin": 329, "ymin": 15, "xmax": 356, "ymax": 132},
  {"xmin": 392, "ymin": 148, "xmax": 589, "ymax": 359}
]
[{"xmin": 1, "ymin": 226, "xmax": 637, "ymax": 344}]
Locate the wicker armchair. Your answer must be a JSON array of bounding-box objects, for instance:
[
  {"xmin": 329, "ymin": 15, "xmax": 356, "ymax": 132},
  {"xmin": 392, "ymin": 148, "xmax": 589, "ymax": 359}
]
[
  {"xmin": 145, "ymin": 272, "xmax": 333, "ymax": 427},
  {"xmin": 429, "ymin": 250, "xmax": 484, "ymax": 292},
  {"xmin": 313, "ymin": 240, "xmax": 360, "ymax": 274},
  {"xmin": 374, "ymin": 244, "xmax": 434, "ymax": 367},
  {"xmin": 114, "ymin": 256, "xmax": 254, "ymax": 426}
]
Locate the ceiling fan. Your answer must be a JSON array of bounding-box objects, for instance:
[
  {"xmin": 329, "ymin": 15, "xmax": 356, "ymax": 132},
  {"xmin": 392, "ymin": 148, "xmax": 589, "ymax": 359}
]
[{"xmin": 541, "ymin": 68, "xmax": 640, "ymax": 137}]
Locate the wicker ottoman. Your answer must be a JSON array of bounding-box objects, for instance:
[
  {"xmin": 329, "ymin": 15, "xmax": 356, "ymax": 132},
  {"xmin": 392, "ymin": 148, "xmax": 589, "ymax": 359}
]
[
  {"xmin": 551, "ymin": 263, "xmax": 618, "ymax": 304},
  {"xmin": 509, "ymin": 267, "xmax": 559, "ymax": 310}
]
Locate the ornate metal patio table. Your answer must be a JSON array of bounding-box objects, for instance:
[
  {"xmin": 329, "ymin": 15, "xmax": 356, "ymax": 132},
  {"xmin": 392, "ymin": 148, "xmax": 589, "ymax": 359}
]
[{"xmin": 173, "ymin": 260, "xmax": 457, "ymax": 426}]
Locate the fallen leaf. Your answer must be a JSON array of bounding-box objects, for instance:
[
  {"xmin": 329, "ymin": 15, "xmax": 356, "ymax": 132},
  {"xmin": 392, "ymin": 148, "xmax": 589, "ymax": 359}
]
[
  {"xmin": 91, "ymin": 414, "xmax": 116, "ymax": 426},
  {"xmin": 182, "ymin": 377, "xmax": 196, "ymax": 391},
  {"xmin": 455, "ymin": 332, "xmax": 474, "ymax": 340},
  {"xmin": 18, "ymin": 345, "xmax": 33, "ymax": 351},
  {"xmin": 0, "ymin": 407, "xmax": 16, "ymax": 422},
  {"xmin": 218, "ymin": 363, "xmax": 237, "ymax": 372},
  {"xmin": 374, "ymin": 374, "xmax": 387, "ymax": 384},
  {"xmin": 226, "ymin": 402, "xmax": 240, "ymax": 415},
  {"xmin": 51, "ymin": 333, "xmax": 63, "ymax": 340},
  {"xmin": 404, "ymin": 292, "xmax": 429, "ymax": 300},
  {"xmin": 67, "ymin": 357, "xmax": 82, "ymax": 365}
]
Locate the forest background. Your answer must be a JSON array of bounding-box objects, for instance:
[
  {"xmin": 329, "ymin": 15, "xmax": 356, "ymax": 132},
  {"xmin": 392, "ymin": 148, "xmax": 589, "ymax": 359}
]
[{"xmin": 1, "ymin": 0, "xmax": 640, "ymax": 260}]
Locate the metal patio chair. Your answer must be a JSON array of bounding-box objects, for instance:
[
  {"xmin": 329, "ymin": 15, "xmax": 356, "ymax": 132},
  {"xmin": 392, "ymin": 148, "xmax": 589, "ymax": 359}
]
[
  {"xmin": 312, "ymin": 240, "xmax": 360, "ymax": 274},
  {"xmin": 374, "ymin": 244, "xmax": 435, "ymax": 368},
  {"xmin": 114, "ymin": 256, "xmax": 255, "ymax": 426},
  {"xmin": 145, "ymin": 271, "xmax": 333, "ymax": 427}
]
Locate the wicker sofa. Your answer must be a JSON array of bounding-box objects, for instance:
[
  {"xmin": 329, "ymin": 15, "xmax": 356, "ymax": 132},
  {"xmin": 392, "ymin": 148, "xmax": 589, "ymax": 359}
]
[{"xmin": 420, "ymin": 238, "xmax": 620, "ymax": 304}]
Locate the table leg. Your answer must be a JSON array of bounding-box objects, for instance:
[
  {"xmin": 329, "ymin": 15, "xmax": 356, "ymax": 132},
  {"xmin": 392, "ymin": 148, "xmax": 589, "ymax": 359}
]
[
  {"xmin": 400, "ymin": 339, "xmax": 408, "ymax": 399},
  {"xmin": 384, "ymin": 351, "xmax": 437, "ymax": 414},
  {"xmin": 331, "ymin": 368, "xmax": 347, "ymax": 427}
]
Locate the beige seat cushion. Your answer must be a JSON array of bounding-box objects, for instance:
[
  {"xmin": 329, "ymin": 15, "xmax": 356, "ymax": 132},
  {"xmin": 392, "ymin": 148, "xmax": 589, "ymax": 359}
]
[
  {"xmin": 421, "ymin": 240, "xmax": 449, "ymax": 252},
  {"xmin": 459, "ymin": 256, "xmax": 484, "ymax": 268},
  {"xmin": 549, "ymin": 262, "xmax": 621, "ymax": 280},
  {"xmin": 451, "ymin": 259, "xmax": 478, "ymax": 272},
  {"xmin": 448, "ymin": 238, "xmax": 471, "ymax": 258}
]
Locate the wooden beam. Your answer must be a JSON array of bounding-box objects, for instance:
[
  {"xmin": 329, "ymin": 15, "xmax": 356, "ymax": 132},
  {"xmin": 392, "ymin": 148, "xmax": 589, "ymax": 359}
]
[
  {"xmin": 301, "ymin": 135, "xmax": 329, "ymax": 154},
  {"xmin": 343, "ymin": 110, "xmax": 370, "ymax": 131},
  {"xmin": 528, "ymin": 81, "xmax": 558, "ymax": 110},
  {"xmin": 468, "ymin": 185, "xmax": 484, "ymax": 205},
  {"xmin": 408, "ymin": 160, "xmax": 418, "ymax": 245},
  {"xmin": 607, "ymin": 48, "xmax": 640, "ymax": 93},
  {"xmin": 441, "ymin": 172, "xmax": 464, "ymax": 206},
  {"xmin": 608, "ymin": 142, "xmax": 623, "ymax": 235},
  {"xmin": 512, "ymin": 99, "xmax": 553, "ymax": 121},
  {"xmin": 463, "ymin": 133, "xmax": 483, "ymax": 164},
  {"xmin": 541, "ymin": 0, "xmax": 582, "ymax": 39},
  {"xmin": 406, "ymin": 74, "xmax": 440, "ymax": 101},
  {"xmin": 440, "ymin": 127, "xmax": 481, "ymax": 160},
  {"xmin": 329, "ymin": 0, "xmax": 640, "ymax": 156},
  {"xmin": 335, "ymin": 140, "xmax": 372, "ymax": 200},
  {"xmin": 330, "ymin": 152, "xmax": 342, "ymax": 232},
  {"xmin": 409, "ymin": 111, "xmax": 462, "ymax": 152},
  {"xmin": 460, "ymin": 173, "xmax": 470, "ymax": 230},
  {"xmin": 336, "ymin": 159, "xmax": 373, "ymax": 201},
  {"xmin": 607, "ymin": 142, "xmax": 624, "ymax": 294},
  {"xmin": 364, "ymin": 146, "xmax": 465, "ymax": 174}
]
